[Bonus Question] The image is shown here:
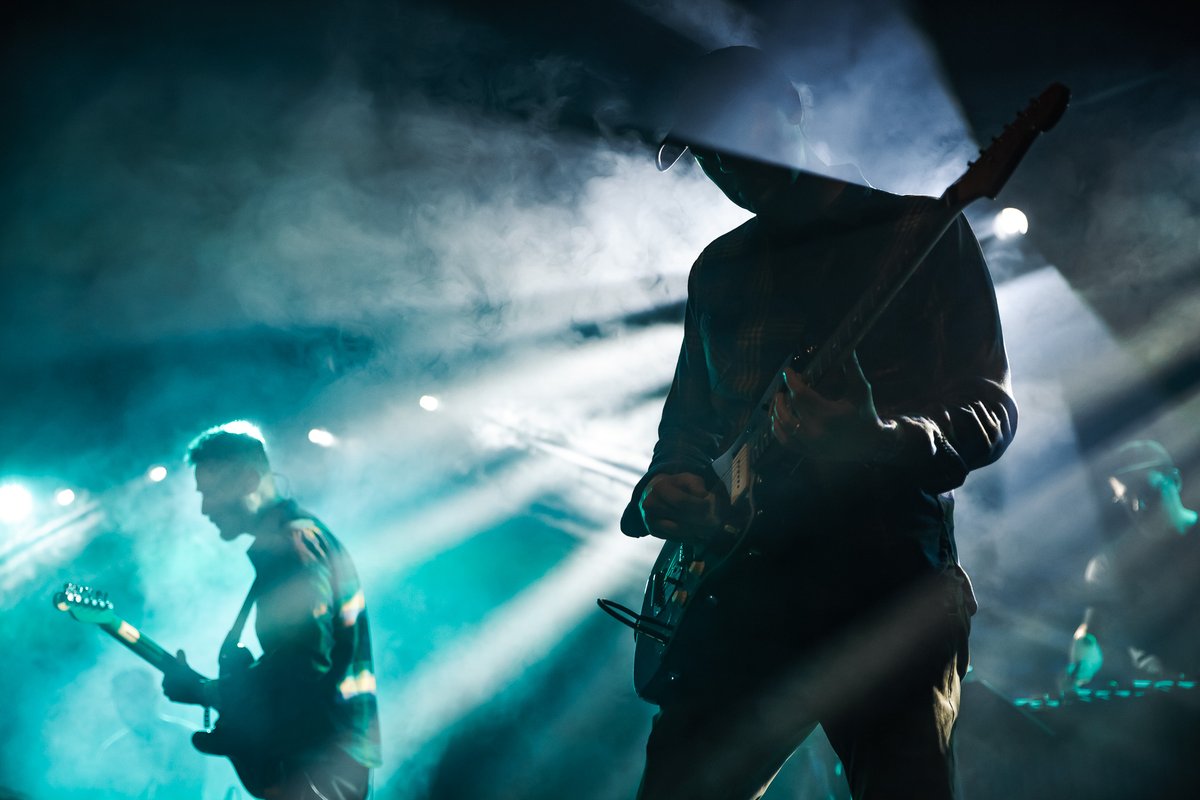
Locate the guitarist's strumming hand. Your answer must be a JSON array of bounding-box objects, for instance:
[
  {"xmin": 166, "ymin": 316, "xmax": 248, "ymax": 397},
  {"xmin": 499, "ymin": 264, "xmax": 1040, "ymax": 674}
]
[
  {"xmin": 639, "ymin": 472, "xmax": 725, "ymax": 544},
  {"xmin": 771, "ymin": 352, "xmax": 903, "ymax": 463},
  {"xmin": 162, "ymin": 649, "xmax": 219, "ymax": 708}
]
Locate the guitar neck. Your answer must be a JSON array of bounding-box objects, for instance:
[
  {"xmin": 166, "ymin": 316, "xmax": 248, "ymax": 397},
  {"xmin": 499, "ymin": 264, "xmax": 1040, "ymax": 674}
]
[
  {"xmin": 735, "ymin": 197, "xmax": 962, "ymax": 470},
  {"xmin": 96, "ymin": 617, "xmax": 177, "ymax": 674},
  {"xmin": 732, "ymin": 81, "xmax": 1071, "ymax": 478},
  {"xmin": 800, "ymin": 195, "xmax": 960, "ymax": 388}
]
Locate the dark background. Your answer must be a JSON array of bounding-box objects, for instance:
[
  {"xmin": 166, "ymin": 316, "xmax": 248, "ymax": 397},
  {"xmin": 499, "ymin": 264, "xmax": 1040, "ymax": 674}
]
[{"xmin": 2, "ymin": 1, "xmax": 1197, "ymax": 798}]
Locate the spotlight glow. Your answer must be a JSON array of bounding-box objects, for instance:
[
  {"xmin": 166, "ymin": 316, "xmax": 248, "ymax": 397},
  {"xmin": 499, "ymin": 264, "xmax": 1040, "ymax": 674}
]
[
  {"xmin": 147, "ymin": 466, "xmax": 168, "ymax": 483},
  {"xmin": 0, "ymin": 483, "xmax": 34, "ymax": 524},
  {"xmin": 419, "ymin": 395, "xmax": 441, "ymax": 412},
  {"xmin": 308, "ymin": 428, "xmax": 337, "ymax": 447},
  {"xmin": 994, "ymin": 207, "xmax": 1029, "ymax": 239},
  {"xmin": 55, "ymin": 488, "xmax": 76, "ymax": 506}
]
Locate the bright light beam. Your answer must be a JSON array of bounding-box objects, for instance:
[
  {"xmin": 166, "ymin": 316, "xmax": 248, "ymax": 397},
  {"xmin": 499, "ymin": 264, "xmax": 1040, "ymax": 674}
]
[
  {"xmin": 0, "ymin": 501, "xmax": 104, "ymax": 586},
  {"xmin": 0, "ymin": 484, "xmax": 34, "ymax": 525},
  {"xmin": 355, "ymin": 459, "xmax": 580, "ymax": 581},
  {"xmin": 377, "ymin": 529, "xmax": 659, "ymax": 782}
]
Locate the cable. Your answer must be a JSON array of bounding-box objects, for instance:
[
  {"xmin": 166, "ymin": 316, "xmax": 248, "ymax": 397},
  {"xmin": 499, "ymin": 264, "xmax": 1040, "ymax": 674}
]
[{"xmin": 596, "ymin": 598, "xmax": 673, "ymax": 644}]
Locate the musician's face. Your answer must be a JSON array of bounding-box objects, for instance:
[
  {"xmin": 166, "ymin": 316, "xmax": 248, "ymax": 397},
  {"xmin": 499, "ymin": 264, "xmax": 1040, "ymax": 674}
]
[
  {"xmin": 1109, "ymin": 467, "xmax": 1192, "ymax": 535},
  {"xmin": 194, "ymin": 461, "xmax": 259, "ymax": 541},
  {"xmin": 692, "ymin": 148, "xmax": 792, "ymax": 213},
  {"xmin": 687, "ymin": 101, "xmax": 809, "ymax": 214}
]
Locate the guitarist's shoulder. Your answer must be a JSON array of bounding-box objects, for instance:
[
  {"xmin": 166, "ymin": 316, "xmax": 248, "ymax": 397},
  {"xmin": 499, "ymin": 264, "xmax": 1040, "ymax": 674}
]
[
  {"xmin": 281, "ymin": 517, "xmax": 333, "ymax": 566},
  {"xmin": 696, "ymin": 216, "xmax": 759, "ymax": 266}
]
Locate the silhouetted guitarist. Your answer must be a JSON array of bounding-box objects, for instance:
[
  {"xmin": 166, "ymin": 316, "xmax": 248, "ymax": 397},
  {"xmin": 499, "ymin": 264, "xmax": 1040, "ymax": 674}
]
[{"xmin": 622, "ymin": 46, "xmax": 1017, "ymax": 800}]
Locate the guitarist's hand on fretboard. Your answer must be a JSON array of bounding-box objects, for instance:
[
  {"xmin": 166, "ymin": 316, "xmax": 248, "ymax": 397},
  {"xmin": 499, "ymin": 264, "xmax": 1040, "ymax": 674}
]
[
  {"xmin": 162, "ymin": 649, "xmax": 218, "ymax": 708},
  {"xmin": 639, "ymin": 473, "xmax": 726, "ymax": 544},
  {"xmin": 771, "ymin": 355, "xmax": 901, "ymax": 464}
]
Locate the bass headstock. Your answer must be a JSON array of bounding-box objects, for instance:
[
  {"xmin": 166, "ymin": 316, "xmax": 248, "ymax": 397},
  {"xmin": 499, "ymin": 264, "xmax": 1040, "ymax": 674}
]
[{"xmin": 54, "ymin": 582, "xmax": 118, "ymax": 626}]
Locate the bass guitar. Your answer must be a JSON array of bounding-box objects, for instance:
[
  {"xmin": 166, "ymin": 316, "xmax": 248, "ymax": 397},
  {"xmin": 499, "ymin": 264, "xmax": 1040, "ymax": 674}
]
[
  {"xmin": 600, "ymin": 82, "xmax": 1071, "ymax": 704},
  {"xmin": 54, "ymin": 582, "xmax": 279, "ymax": 798}
]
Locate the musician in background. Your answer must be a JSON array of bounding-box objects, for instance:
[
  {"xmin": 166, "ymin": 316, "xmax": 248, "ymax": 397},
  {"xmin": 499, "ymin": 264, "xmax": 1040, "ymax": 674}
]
[
  {"xmin": 621, "ymin": 46, "xmax": 1016, "ymax": 799},
  {"xmin": 1065, "ymin": 439, "xmax": 1200, "ymax": 688},
  {"xmin": 161, "ymin": 425, "xmax": 380, "ymax": 799}
]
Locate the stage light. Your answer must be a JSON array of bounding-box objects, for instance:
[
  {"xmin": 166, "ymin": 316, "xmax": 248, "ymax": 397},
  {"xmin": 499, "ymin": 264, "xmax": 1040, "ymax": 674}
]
[
  {"xmin": 993, "ymin": 207, "xmax": 1029, "ymax": 240},
  {"xmin": 219, "ymin": 419, "xmax": 266, "ymax": 443},
  {"xmin": 0, "ymin": 483, "xmax": 34, "ymax": 524},
  {"xmin": 147, "ymin": 466, "xmax": 168, "ymax": 483},
  {"xmin": 55, "ymin": 489, "xmax": 76, "ymax": 506},
  {"xmin": 419, "ymin": 395, "xmax": 440, "ymax": 411},
  {"xmin": 308, "ymin": 428, "xmax": 337, "ymax": 447}
]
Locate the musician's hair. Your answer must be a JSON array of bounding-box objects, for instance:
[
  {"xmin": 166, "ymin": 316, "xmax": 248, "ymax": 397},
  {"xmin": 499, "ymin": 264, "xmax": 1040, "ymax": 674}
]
[{"xmin": 185, "ymin": 427, "xmax": 269, "ymax": 472}]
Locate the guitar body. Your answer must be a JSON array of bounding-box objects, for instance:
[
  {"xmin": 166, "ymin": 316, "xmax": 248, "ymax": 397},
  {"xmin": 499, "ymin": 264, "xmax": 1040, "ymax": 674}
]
[
  {"xmin": 192, "ymin": 731, "xmax": 276, "ymax": 800},
  {"xmin": 192, "ymin": 645, "xmax": 280, "ymax": 799},
  {"xmin": 632, "ymin": 420, "xmax": 778, "ymax": 703}
]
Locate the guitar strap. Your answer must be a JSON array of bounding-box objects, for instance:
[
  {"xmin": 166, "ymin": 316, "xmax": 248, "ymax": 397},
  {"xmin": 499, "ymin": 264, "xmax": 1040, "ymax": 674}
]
[
  {"xmin": 221, "ymin": 575, "xmax": 264, "ymax": 659},
  {"xmin": 202, "ymin": 576, "xmax": 263, "ymax": 731}
]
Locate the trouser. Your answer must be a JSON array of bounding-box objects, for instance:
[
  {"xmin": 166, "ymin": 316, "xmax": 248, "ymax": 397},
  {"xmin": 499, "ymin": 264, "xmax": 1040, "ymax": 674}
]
[
  {"xmin": 274, "ymin": 747, "xmax": 372, "ymax": 800},
  {"xmin": 636, "ymin": 571, "xmax": 972, "ymax": 800}
]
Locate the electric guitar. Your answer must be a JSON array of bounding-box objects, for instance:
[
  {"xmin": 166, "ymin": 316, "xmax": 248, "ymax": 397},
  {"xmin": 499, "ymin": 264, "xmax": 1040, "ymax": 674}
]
[
  {"xmin": 54, "ymin": 582, "xmax": 279, "ymax": 798},
  {"xmin": 600, "ymin": 82, "xmax": 1071, "ymax": 704}
]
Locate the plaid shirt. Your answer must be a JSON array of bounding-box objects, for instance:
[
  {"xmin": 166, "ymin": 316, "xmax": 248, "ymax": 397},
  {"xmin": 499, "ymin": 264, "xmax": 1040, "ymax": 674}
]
[
  {"xmin": 622, "ymin": 179, "xmax": 1016, "ymax": 582},
  {"xmin": 241, "ymin": 500, "xmax": 382, "ymax": 768}
]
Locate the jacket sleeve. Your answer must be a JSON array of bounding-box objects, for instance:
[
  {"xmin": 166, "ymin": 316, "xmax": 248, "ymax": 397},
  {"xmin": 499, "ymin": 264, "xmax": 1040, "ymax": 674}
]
[
  {"xmin": 620, "ymin": 262, "xmax": 725, "ymax": 537},
  {"xmin": 872, "ymin": 214, "xmax": 1018, "ymax": 494},
  {"xmin": 239, "ymin": 526, "xmax": 337, "ymax": 697}
]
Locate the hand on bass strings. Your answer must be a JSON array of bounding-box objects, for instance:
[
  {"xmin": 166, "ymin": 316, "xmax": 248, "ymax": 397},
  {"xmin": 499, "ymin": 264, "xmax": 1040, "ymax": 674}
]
[
  {"xmin": 638, "ymin": 472, "xmax": 725, "ymax": 544},
  {"xmin": 771, "ymin": 351, "xmax": 901, "ymax": 463},
  {"xmin": 162, "ymin": 649, "xmax": 218, "ymax": 707}
]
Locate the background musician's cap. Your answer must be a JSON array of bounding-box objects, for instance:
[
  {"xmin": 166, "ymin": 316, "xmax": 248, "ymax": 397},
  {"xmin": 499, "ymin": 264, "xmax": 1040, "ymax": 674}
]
[
  {"xmin": 1105, "ymin": 439, "xmax": 1176, "ymax": 477},
  {"xmin": 656, "ymin": 45, "xmax": 804, "ymax": 171}
]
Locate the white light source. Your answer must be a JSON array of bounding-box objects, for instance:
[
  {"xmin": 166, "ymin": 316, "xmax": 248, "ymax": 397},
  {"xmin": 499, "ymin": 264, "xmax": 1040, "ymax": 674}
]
[
  {"xmin": 55, "ymin": 488, "xmax": 76, "ymax": 507},
  {"xmin": 0, "ymin": 483, "xmax": 34, "ymax": 524},
  {"xmin": 993, "ymin": 207, "xmax": 1029, "ymax": 240},
  {"xmin": 147, "ymin": 466, "xmax": 168, "ymax": 483},
  {"xmin": 419, "ymin": 395, "xmax": 440, "ymax": 412},
  {"xmin": 308, "ymin": 428, "xmax": 337, "ymax": 447}
]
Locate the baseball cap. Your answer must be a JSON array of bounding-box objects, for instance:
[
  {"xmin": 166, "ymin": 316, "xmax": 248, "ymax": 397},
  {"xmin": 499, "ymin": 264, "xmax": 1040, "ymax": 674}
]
[{"xmin": 656, "ymin": 45, "xmax": 804, "ymax": 171}]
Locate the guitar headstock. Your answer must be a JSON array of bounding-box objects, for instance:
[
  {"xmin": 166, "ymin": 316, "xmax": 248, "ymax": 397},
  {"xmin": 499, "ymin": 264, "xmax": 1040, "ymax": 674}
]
[
  {"xmin": 946, "ymin": 82, "xmax": 1070, "ymax": 206},
  {"xmin": 54, "ymin": 582, "xmax": 118, "ymax": 626}
]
